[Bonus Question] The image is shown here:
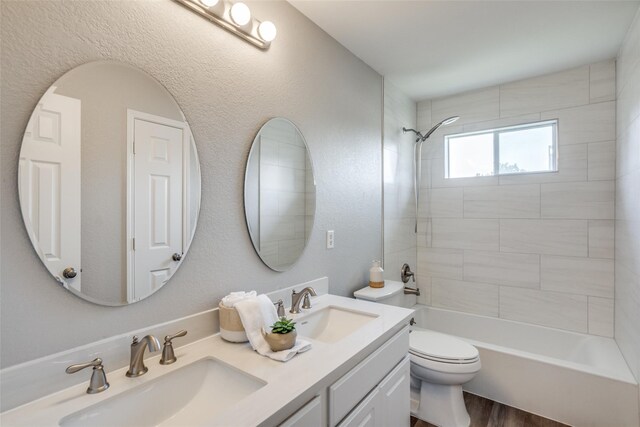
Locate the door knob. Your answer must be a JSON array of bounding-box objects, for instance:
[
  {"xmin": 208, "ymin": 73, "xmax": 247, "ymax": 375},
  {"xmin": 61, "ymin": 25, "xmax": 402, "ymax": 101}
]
[
  {"xmin": 172, "ymin": 253, "xmax": 182, "ymax": 261},
  {"xmin": 63, "ymin": 267, "xmax": 77, "ymax": 279}
]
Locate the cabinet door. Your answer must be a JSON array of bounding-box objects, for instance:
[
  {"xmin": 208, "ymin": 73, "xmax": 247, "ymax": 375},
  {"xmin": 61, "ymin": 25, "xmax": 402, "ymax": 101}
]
[
  {"xmin": 379, "ymin": 356, "xmax": 411, "ymax": 427},
  {"xmin": 280, "ymin": 395, "xmax": 322, "ymax": 427},
  {"xmin": 330, "ymin": 327, "xmax": 409, "ymax": 425},
  {"xmin": 337, "ymin": 388, "xmax": 381, "ymax": 427}
]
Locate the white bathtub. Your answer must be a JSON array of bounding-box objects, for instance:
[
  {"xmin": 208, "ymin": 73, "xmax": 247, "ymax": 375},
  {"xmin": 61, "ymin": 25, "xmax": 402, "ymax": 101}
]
[{"xmin": 412, "ymin": 305, "xmax": 639, "ymax": 427}]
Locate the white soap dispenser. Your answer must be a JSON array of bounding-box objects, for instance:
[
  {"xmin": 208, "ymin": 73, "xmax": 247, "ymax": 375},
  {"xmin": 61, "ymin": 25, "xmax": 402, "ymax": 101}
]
[{"xmin": 369, "ymin": 260, "xmax": 384, "ymax": 288}]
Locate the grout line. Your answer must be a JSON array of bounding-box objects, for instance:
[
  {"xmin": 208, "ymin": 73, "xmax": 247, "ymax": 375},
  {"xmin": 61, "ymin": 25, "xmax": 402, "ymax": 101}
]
[{"xmin": 588, "ymin": 64, "xmax": 591, "ymax": 103}]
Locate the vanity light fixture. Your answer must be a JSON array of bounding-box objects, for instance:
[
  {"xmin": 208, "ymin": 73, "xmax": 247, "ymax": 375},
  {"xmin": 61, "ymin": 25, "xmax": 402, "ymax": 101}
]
[
  {"xmin": 174, "ymin": 0, "xmax": 276, "ymax": 49},
  {"xmin": 258, "ymin": 21, "xmax": 277, "ymax": 43},
  {"xmin": 230, "ymin": 2, "xmax": 251, "ymax": 26}
]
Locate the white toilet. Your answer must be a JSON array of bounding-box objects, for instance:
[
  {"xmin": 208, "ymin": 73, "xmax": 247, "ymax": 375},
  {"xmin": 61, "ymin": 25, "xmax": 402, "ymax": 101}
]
[{"xmin": 354, "ymin": 281, "xmax": 481, "ymax": 427}]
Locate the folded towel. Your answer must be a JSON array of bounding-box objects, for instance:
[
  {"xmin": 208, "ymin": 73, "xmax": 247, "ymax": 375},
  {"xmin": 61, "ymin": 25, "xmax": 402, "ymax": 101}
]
[
  {"xmin": 221, "ymin": 291, "xmax": 257, "ymax": 308},
  {"xmin": 235, "ymin": 294, "xmax": 312, "ymax": 362}
]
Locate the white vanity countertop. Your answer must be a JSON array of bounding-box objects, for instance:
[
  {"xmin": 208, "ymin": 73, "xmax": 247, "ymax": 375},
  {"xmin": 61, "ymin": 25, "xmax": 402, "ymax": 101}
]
[{"xmin": 1, "ymin": 294, "xmax": 414, "ymax": 427}]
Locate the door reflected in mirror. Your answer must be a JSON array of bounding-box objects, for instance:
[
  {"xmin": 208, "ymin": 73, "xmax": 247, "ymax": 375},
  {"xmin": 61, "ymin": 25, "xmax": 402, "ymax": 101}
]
[
  {"xmin": 18, "ymin": 61, "xmax": 201, "ymax": 305},
  {"xmin": 244, "ymin": 118, "xmax": 316, "ymax": 271}
]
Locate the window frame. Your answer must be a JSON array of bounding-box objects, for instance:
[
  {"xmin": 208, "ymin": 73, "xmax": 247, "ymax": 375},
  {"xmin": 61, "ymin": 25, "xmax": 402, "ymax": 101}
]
[{"xmin": 444, "ymin": 119, "xmax": 558, "ymax": 179}]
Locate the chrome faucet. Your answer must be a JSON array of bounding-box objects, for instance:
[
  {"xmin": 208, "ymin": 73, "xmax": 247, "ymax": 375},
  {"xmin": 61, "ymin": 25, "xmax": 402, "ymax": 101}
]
[
  {"xmin": 290, "ymin": 287, "xmax": 317, "ymax": 314},
  {"xmin": 126, "ymin": 335, "xmax": 161, "ymax": 377}
]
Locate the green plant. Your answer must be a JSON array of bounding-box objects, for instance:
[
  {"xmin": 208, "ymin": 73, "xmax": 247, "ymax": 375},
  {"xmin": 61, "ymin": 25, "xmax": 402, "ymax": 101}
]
[{"xmin": 270, "ymin": 317, "xmax": 296, "ymax": 334}]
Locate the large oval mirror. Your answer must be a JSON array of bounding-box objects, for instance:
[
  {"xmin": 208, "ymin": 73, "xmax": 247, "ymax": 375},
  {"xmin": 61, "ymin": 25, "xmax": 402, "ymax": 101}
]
[
  {"xmin": 18, "ymin": 61, "xmax": 201, "ymax": 306},
  {"xmin": 244, "ymin": 118, "xmax": 316, "ymax": 271}
]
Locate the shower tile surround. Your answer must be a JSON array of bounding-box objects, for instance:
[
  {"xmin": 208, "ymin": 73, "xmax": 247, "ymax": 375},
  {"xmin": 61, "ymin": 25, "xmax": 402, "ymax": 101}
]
[{"xmin": 416, "ymin": 60, "xmax": 616, "ymax": 336}]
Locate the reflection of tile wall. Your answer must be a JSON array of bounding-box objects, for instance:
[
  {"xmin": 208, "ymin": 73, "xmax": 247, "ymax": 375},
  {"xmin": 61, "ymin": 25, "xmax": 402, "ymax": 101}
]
[
  {"xmin": 615, "ymin": 9, "xmax": 640, "ymax": 382},
  {"xmin": 259, "ymin": 120, "xmax": 312, "ymax": 269},
  {"xmin": 416, "ymin": 60, "xmax": 616, "ymax": 336},
  {"xmin": 383, "ymin": 81, "xmax": 417, "ymax": 288}
]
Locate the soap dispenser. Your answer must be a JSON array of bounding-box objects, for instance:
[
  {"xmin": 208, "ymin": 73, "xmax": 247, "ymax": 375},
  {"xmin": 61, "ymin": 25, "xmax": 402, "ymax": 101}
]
[{"xmin": 369, "ymin": 260, "xmax": 384, "ymax": 288}]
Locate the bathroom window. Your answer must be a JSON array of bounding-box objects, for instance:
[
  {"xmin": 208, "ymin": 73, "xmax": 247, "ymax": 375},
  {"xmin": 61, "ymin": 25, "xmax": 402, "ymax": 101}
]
[{"xmin": 445, "ymin": 120, "xmax": 558, "ymax": 178}]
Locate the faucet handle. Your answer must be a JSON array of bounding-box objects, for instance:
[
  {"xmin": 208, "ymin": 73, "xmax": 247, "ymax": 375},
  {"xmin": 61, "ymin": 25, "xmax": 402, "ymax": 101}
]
[
  {"xmin": 274, "ymin": 299, "xmax": 285, "ymax": 317},
  {"xmin": 66, "ymin": 358, "xmax": 109, "ymax": 394},
  {"xmin": 400, "ymin": 263, "xmax": 415, "ymax": 283},
  {"xmin": 165, "ymin": 330, "xmax": 187, "ymax": 342},
  {"xmin": 302, "ymin": 293, "xmax": 312, "ymax": 309},
  {"xmin": 160, "ymin": 330, "xmax": 187, "ymax": 365}
]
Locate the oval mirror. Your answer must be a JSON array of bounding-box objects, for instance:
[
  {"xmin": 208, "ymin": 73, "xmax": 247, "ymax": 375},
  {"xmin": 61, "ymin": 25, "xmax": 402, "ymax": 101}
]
[
  {"xmin": 244, "ymin": 118, "xmax": 316, "ymax": 271},
  {"xmin": 18, "ymin": 61, "xmax": 201, "ymax": 306}
]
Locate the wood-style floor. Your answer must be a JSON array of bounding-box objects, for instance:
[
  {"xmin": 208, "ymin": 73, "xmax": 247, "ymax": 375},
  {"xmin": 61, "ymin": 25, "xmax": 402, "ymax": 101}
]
[{"xmin": 410, "ymin": 392, "xmax": 569, "ymax": 427}]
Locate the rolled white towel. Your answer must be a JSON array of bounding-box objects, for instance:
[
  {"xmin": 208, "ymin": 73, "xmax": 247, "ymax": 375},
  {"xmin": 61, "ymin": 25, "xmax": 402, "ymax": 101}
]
[{"xmin": 221, "ymin": 291, "xmax": 257, "ymax": 308}]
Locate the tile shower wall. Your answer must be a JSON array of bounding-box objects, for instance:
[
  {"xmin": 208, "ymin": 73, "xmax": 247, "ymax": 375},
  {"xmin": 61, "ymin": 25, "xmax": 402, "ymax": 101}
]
[
  {"xmin": 416, "ymin": 60, "xmax": 616, "ymax": 336},
  {"xmin": 616, "ymin": 8, "xmax": 640, "ymax": 382},
  {"xmin": 383, "ymin": 81, "xmax": 417, "ymax": 282}
]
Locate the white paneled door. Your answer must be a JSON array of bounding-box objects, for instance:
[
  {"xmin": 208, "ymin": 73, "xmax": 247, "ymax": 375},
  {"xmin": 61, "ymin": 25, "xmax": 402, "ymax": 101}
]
[
  {"xmin": 19, "ymin": 91, "xmax": 82, "ymax": 291},
  {"xmin": 132, "ymin": 117, "xmax": 184, "ymax": 302}
]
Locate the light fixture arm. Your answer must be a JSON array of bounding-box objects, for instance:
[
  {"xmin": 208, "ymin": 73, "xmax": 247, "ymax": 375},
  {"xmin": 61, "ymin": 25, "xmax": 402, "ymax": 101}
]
[{"xmin": 173, "ymin": 0, "xmax": 276, "ymax": 49}]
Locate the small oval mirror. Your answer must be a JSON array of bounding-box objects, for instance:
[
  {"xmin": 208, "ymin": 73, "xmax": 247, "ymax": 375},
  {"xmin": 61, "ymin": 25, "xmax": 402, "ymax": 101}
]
[
  {"xmin": 244, "ymin": 118, "xmax": 316, "ymax": 271},
  {"xmin": 18, "ymin": 61, "xmax": 201, "ymax": 305}
]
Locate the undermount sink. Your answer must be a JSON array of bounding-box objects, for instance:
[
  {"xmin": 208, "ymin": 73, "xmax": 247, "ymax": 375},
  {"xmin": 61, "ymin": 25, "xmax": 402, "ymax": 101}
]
[
  {"xmin": 296, "ymin": 306, "xmax": 378, "ymax": 343},
  {"xmin": 59, "ymin": 358, "xmax": 266, "ymax": 427}
]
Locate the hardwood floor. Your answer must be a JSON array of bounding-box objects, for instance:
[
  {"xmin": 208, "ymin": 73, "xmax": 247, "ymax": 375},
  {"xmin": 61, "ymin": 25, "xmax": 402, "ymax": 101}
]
[{"xmin": 410, "ymin": 392, "xmax": 569, "ymax": 427}]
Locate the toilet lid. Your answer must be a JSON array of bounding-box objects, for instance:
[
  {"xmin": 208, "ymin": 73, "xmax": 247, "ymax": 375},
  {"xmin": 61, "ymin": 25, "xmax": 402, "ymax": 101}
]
[{"xmin": 410, "ymin": 330, "xmax": 479, "ymax": 363}]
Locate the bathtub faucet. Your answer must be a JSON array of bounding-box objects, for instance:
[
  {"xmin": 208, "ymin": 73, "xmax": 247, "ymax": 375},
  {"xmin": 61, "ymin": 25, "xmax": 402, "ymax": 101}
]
[
  {"xmin": 401, "ymin": 263, "xmax": 415, "ymax": 283},
  {"xmin": 404, "ymin": 286, "xmax": 420, "ymax": 296},
  {"xmin": 401, "ymin": 263, "xmax": 420, "ymax": 296}
]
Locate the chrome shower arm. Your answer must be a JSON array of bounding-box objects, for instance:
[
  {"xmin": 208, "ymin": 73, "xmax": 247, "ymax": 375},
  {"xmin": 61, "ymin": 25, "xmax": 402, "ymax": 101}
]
[{"xmin": 403, "ymin": 127, "xmax": 424, "ymax": 142}]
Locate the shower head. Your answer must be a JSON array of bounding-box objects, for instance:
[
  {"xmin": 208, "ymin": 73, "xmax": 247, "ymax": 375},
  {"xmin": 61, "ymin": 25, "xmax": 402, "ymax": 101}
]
[
  {"xmin": 442, "ymin": 116, "xmax": 459, "ymax": 126},
  {"xmin": 422, "ymin": 116, "xmax": 460, "ymax": 141},
  {"xmin": 402, "ymin": 116, "xmax": 459, "ymax": 143}
]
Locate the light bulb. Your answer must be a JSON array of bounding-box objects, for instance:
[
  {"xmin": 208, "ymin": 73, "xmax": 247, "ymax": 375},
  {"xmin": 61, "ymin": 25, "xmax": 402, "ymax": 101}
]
[
  {"xmin": 230, "ymin": 2, "xmax": 251, "ymax": 26},
  {"xmin": 200, "ymin": 0, "xmax": 218, "ymax": 7},
  {"xmin": 258, "ymin": 21, "xmax": 277, "ymax": 42}
]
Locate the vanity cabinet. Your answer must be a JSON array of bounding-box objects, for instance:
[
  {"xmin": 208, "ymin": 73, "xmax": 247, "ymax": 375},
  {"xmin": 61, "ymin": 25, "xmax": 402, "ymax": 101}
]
[
  {"xmin": 337, "ymin": 357, "xmax": 410, "ymax": 427},
  {"xmin": 329, "ymin": 327, "xmax": 410, "ymax": 427}
]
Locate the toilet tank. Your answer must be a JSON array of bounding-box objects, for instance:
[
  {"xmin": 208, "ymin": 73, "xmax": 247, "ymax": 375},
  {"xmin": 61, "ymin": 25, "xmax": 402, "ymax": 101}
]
[{"xmin": 353, "ymin": 281, "xmax": 416, "ymax": 308}]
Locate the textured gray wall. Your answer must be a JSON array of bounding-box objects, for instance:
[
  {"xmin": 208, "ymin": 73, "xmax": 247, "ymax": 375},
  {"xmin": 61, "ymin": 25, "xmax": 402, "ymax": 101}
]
[{"xmin": 0, "ymin": 0, "xmax": 382, "ymax": 368}]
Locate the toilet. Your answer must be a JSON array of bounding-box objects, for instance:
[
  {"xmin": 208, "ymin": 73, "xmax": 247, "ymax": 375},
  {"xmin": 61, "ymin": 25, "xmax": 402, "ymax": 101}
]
[{"xmin": 354, "ymin": 281, "xmax": 481, "ymax": 427}]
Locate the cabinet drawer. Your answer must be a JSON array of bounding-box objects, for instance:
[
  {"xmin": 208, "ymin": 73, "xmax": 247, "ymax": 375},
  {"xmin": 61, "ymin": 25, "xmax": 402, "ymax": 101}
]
[
  {"xmin": 329, "ymin": 326, "xmax": 409, "ymax": 426},
  {"xmin": 279, "ymin": 395, "xmax": 322, "ymax": 427}
]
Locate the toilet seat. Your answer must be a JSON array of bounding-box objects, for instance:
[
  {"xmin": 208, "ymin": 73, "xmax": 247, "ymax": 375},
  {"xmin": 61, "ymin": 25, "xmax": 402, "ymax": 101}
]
[{"xmin": 410, "ymin": 330, "xmax": 479, "ymax": 364}]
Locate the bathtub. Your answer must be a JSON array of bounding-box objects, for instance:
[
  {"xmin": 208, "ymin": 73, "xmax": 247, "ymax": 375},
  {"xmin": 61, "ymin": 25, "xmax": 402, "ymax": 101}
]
[{"xmin": 412, "ymin": 305, "xmax": 639, "ymax": 427}]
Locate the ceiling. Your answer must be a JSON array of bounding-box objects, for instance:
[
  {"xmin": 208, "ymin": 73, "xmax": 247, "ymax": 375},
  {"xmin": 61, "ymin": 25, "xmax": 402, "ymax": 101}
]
[{"xmin": 289, "ymin": 1, "xmax": 640, "ymax": 101}]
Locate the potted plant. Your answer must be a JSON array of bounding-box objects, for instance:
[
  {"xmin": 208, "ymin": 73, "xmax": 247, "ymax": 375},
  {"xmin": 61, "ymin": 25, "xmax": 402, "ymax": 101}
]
[{"xmin": 262, "ymin": 317, "xmax": 297, "ymax": 351}]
